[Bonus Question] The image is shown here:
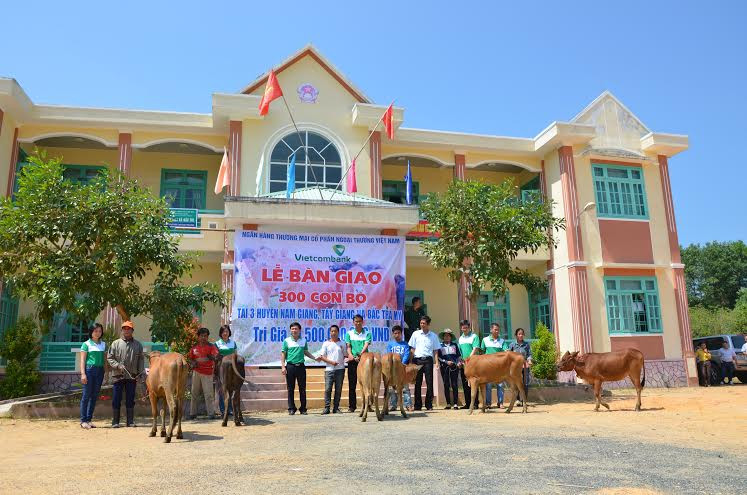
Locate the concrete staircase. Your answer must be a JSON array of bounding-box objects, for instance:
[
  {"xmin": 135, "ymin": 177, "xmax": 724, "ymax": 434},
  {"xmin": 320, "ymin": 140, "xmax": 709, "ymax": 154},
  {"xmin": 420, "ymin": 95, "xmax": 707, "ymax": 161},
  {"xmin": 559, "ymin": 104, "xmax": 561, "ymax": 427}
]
[{"xmin": 241, "ymin": 367, "xmax": 435, "ymax": 412}]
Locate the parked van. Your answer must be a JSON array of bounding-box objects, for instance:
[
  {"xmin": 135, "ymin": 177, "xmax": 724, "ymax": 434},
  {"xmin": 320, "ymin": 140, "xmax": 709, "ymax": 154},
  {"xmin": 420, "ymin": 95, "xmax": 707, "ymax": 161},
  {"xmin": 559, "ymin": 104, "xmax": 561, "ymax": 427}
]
[{"xmin": 692, "ymin": 334, "xmax": 747, "ymax": 384}]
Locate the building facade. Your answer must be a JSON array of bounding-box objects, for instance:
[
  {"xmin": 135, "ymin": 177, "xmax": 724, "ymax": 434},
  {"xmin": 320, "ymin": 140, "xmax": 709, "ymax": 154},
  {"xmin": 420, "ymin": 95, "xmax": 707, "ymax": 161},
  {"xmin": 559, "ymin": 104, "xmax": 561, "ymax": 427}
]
[{"xmin": 0, "ymin": 45, "xmax": 696, "ymax": 387}]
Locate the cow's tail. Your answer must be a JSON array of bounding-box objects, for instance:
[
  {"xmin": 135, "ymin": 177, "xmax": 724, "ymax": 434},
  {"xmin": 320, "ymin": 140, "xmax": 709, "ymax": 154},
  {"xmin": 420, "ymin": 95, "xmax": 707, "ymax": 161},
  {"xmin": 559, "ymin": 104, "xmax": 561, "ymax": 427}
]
[
  {"xmin": 640, "ymin": 360, "xmax": 646, "ymax": 389},
  {"xmin": 230, "ymin": 353, "xmax": 252, "ymax": 384},
  {"xmin": 367, "ymin": 355, "xmax": 376, "ymax": 408}
]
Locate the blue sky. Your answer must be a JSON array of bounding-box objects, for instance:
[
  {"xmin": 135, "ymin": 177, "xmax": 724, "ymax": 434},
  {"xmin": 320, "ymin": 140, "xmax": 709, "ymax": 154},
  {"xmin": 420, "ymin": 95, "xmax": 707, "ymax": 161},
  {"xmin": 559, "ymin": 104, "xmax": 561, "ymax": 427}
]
[{"xmin": 2, "ymin": 1, "xmax": 745, "ymax": 246}]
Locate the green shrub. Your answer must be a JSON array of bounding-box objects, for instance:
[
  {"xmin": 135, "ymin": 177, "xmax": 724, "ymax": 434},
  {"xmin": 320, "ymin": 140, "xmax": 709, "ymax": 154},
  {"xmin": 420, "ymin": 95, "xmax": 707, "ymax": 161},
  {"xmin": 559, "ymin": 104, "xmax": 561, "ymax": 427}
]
[
  {"xmin": 530, "ymin": 323, "xmax": 557, "ymax": 380},
  {"xmin": 0, "ymin": 316, "xmax": 42, "ymax": 399}
]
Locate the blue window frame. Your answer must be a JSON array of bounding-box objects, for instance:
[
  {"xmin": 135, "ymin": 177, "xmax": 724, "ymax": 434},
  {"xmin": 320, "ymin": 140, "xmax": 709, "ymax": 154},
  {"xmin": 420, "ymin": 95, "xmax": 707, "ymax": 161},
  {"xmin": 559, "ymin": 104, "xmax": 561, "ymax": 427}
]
[
  {"xmin": 520, "ymin": 176, "xmax": 541, "ymax": 203},
  {"xmin": 604, "ymin": 277, "xmax": 662, "ymax": 334},
  {"xmin": 592, "ymin": 164, "xmax": 648, "ymax": 219},
  {"xmin": 529, "ymin": 288, "xmax": 551, "ymax": 338},
  {"xmin": 476, "ymin": 291, "xmax": 511, "ymax": 340},
  {"xmin": 0, "ymin": 283, "xmax": 20, "ymax": 365}
]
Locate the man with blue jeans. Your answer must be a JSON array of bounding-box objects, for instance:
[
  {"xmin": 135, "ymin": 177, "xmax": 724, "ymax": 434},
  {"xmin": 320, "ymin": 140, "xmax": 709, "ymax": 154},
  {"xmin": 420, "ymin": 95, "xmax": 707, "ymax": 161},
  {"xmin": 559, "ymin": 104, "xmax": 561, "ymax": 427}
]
[
  {"xmin": 481, "ymin": 323, "xmax": 507, "ymax": 409},
  {"xmin": 386, "ymin": 325, "xmax": 412, "ymax": 411}
]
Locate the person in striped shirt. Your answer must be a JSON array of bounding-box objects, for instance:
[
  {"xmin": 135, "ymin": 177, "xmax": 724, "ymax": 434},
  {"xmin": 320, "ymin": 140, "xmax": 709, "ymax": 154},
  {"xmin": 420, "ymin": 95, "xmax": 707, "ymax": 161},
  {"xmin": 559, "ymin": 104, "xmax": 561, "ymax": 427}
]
[
  {"xmin": 215, "ymin": 324, "xmax": 237, "ymax": 417},
  {"xmin": 480, "ymin": 323, "xmax": 508, "ymax": 409},
  {"xmin": 79, "ymin": 323, "xmax": 106, "ymax": 429},
  {"xmin": 457, "ymin": 320, "xmax": 480, "ymax": 409}
]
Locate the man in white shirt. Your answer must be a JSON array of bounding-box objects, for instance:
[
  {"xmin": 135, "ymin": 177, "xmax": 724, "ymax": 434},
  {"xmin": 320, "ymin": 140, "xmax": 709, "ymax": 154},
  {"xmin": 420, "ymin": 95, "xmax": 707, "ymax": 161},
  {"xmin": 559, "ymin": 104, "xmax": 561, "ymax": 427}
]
[
  {"xmin": 317, "ymin": 325, "xmax": 347, "ymax": 414},
  {"xmin": 719, "ymin": 340, "xmax": 737, "ymax": 385},
  {"xmin": 408, "ymin": 315, "xmax": 441, "ymax": 411}
]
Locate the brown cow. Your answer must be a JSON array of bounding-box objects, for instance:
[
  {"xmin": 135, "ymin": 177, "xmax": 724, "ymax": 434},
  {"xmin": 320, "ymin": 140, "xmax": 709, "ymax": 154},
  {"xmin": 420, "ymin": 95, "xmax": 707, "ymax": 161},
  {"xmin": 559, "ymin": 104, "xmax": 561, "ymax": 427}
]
[
  {"xmin": 381, "ymin": 353, "xmax": 422, "ymax": 418},
  {"xmin": 464, "ymin": 351, "xmax": 527, "ymax": 415},
  {"xmin": 217, "ymin": 353, "xmax": 248, "ymax": 427},
  {"xmin": 357, "ymin": 352, "xmax": 383, "ymax": 422},
  {"xmin": 146, "ymin": 352, "xmax": 188, "ymax": 443},
  {"xmin": 557, "ymin": 348, "xmax": 646, "ymax": 411}
]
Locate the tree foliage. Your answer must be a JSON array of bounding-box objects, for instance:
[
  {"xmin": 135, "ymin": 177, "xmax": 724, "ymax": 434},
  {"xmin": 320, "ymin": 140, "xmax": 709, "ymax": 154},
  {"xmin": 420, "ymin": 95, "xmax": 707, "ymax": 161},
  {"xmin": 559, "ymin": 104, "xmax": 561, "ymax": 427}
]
[
  {"xmin": 0, "ymin": 152, "xmax": 224, "ymax": 342},
  {"xmin": 681, "ymin": 241, "xmax": 747, "ymax": 309},
  {"xmin": 419, "ymin": 179, "xmax": 564, "ymax": 319},
  {"xmin": 530, "ymin": 323, "xmax": 557, "ymax": 380},
  {"xmin": 0, "ymin": 316, "xmax": 42, "ymax": 398}
]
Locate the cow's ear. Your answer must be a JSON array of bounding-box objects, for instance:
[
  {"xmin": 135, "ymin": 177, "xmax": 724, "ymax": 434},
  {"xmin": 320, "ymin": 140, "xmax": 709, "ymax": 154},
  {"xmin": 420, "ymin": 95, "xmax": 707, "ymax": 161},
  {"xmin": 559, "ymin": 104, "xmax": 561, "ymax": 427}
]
[
  {"xmin": 571, "ymin": 351, "xmax": 580, "ymax": 357},
  {"xmin": 561, "ymin": 351, "xmax": 569, "ymax": 358}
]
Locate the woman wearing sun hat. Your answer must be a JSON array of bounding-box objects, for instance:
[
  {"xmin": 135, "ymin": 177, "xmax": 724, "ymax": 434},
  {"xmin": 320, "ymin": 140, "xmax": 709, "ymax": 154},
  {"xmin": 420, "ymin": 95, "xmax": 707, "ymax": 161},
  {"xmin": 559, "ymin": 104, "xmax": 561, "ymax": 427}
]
[{"xmin": 437, "ymin": 328, "xmax": 461, "ymax": 409}]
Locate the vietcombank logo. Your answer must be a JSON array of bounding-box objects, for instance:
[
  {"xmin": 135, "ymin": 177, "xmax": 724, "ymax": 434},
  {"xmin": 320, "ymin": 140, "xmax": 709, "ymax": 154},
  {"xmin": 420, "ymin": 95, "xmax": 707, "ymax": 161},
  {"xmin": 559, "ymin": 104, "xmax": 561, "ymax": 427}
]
[{"xmin": 294, "ymin": 244, "xmax": 351, "ymax": 263}]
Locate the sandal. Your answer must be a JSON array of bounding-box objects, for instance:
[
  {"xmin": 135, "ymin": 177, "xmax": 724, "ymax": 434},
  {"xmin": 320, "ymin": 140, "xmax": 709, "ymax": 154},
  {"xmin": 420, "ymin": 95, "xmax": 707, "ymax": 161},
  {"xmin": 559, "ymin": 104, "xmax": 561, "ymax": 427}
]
[
  {"xmin": 80, "ymin": 422, "xmax": 91, "ymax": 429},
  {"xmin": 88, "ymin": 423, "xmax": 96, "ymax": 428}
]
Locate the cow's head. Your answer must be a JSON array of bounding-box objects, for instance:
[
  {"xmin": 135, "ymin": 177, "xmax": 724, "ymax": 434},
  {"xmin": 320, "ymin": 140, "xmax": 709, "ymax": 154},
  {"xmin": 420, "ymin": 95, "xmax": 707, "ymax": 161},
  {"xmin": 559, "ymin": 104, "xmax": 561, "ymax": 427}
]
[
  {"xmin": 556, "ymin": 351, "xmax": 579, "ymax": 372},
  {"xmin": 404, "ymin": 363, "xmax": 424, "ymax": 384}
]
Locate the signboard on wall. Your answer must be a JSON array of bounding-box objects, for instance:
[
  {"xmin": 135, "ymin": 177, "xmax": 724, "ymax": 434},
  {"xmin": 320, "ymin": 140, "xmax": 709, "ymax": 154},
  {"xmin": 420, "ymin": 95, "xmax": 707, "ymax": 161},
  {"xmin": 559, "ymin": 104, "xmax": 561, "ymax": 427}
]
[
  {"xmin": 168, "ymin": 208, "xmax": 198, "ymax": 228},
  {"xmin": 231, "ymin": 231, "xmax": 406, "ymax": 365}
]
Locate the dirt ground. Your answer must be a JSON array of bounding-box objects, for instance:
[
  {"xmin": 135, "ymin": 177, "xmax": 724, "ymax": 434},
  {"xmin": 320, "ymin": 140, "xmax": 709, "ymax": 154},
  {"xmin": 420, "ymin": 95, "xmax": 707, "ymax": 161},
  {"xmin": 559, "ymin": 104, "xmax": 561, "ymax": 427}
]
[{"xmin": 1, "ymin": 386, "xmax": 746, "ymax": 495}]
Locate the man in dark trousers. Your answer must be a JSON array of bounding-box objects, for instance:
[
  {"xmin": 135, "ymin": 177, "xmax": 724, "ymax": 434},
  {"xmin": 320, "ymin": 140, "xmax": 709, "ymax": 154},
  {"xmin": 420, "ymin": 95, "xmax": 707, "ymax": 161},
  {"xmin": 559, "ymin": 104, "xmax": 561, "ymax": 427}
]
[
  {"xmin": 107, "ymin": 321, "xmax": 144, "ymax": 428},
  {"xmin": 404, "ymin": 296, "xmax": 425, "ymax": 342},
  {"xmin": 408, "ymin": 315, "xmax": 441, "ymax": 411},
  {"xmin": 281, "ymin": 322, "xmax": 316, "ymax": 415}
]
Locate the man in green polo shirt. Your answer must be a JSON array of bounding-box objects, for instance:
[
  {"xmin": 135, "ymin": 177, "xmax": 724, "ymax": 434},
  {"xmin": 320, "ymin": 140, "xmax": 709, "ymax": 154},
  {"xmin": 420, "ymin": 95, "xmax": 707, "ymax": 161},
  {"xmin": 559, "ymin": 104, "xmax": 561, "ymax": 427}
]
[
  {"xmin": 457, "ymin": 319, "xmax": 480, "ymax": 409},
  {"xmin": 480, "ymin": 322, "xmax": 508, "ymax": 408},
  {"xmin": 281, "ymin": 322, "xmax": 316, "ymax": 415},
  {"xmin": 344, "ymin": 314, "xmax": 372, "ymax": 413}
]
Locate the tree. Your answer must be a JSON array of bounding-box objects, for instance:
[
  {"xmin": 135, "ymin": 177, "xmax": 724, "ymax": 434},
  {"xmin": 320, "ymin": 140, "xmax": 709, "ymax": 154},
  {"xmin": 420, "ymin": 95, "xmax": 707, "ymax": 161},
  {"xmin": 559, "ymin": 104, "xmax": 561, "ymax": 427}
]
[
  {"xmin": 530, "ymin": 323, "xmax": 557, "ymax": 380},
  {"xmin": 419, "ymin": 179, "xmax": 564, "ymax": 327},
  {"xmin": 681, "ymin": 241, "xmax": 747, "ymax": 309},
  {"xmin": 733, "ymin": 288, "xmax": 747, "ymax": 331},
  {"xmin": 0, "ymin": 316, "xmax": 42, "ymax": 398},
  {"xmin": 0, "ymin": 152, "xmax": 224, "ymax": 343}
]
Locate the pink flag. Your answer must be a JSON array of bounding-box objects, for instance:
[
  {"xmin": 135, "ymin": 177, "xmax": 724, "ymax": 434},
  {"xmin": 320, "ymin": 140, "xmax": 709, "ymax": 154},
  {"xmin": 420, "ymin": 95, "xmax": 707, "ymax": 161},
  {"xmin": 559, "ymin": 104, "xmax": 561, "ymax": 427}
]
[
  {"xmin": 346, "ymin": 159, "xmax": 357, "ymax": 193},
  {"xmin": 214, "ymin": 147, "xmax": 231, "ymax": 194}
]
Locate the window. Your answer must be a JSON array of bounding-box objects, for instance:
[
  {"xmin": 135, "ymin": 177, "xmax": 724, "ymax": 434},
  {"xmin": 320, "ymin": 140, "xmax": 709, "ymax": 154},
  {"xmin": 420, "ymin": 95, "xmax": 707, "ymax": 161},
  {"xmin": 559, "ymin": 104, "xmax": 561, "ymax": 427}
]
[
  {"xmin": 160, "ymin": 169, "xmax": 208, "ymax": 209},
  {"xmin": 529, "ymin": 288, "xmax": 551, "ymax": 338},
  {"xmin": 62, "ymin": 165, "xmax": 107, "ymax": 186},
  {"xmin": 592, "ymin": 164, "xmax": 648, "ymax": 219},
  {"xmin": 604, "ymin": 277, "xmax": 662, "ymax": 334},
  {"xmin": 0, "ymin": 284, "xmax": 19, "ymax": 365},
  {"xmin": 268, "ymin": 131, "xmax": 342, "ymax": 193},
  {"xmin": 383, "ymin": 180, "xmax": 420, "ymax": 205},
  {"xmin": 476, "ymin": 291, "xmax": 511, "ymax": 340},
  {"xmin": 520, "ymin": 176, "xmax": 541, "ymax": 203},
  {"xmin": 404, "ymin": 290, "xmax": 427, "ymax": 314},
  {"xmin": 46, "ymin": 310, "xmax": 90, "ymax": 343}
]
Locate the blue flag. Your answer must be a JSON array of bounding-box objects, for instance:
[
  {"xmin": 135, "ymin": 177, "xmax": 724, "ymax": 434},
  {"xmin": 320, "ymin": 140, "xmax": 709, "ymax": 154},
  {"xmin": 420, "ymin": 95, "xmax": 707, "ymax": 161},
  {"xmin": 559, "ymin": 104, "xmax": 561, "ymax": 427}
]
[
  {"xmin": 404, "ymin": 160, "xmax": 413, "ymax": 205},
  {"xmin": 286, "ymin": 152, "xmax": 296, "ymax": 199}
]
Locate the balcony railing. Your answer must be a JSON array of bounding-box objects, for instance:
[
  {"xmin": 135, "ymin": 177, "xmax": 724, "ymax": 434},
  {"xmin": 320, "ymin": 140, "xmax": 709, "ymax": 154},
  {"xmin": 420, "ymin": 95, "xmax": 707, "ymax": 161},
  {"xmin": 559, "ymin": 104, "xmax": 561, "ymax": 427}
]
[{"xmin": 39, "ymin": 341, "xmax": 168, "ymax": 372}]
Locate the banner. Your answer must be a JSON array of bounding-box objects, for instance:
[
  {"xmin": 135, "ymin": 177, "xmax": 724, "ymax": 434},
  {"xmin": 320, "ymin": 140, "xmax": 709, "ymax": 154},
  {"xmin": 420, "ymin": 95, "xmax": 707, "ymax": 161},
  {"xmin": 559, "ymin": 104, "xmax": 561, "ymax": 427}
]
[{"xmin": 231, "ymin": 231, "xmax": 406, "ymax": 365}]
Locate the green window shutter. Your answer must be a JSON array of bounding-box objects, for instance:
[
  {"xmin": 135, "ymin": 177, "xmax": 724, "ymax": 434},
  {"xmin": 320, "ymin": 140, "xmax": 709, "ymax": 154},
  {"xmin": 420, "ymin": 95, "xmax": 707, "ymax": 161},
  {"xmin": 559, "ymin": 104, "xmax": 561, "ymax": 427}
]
[
  {"xmin": 160, "ymin": 169, "xmax": 208, "ymax": 209},
  {"xmin": 383, "ymin": 180, "xmax": 419, "ymax": 205},
  {"xmin": 477, "ymin": 291, "xmax": 511, "ymax": 340},
  {"xmin": 592, "ymin": 164, "xmax": 649, "ymax": 220},
  {"xmin": 604, "ymin": 276, "xmax": 662, "ymax": 334},
  {"xmin": 528, "ymin": 288, "xmax": 551, "ymax": 339},
  {"xmin": 62, "ymin": 165, "xmax": 107, "ymax": 186}
]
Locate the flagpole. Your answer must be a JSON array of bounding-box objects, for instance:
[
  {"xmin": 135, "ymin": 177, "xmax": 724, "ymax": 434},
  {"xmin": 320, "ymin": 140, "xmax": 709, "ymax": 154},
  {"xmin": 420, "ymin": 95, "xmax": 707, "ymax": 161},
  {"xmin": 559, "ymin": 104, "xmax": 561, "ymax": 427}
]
[
  {"xmin": 330, "ymin": 100, "xmax": 394, "ymax": 198},
  {"xmin": 280, "ymin": 93, "xmax": 324, "ymax": 200}
]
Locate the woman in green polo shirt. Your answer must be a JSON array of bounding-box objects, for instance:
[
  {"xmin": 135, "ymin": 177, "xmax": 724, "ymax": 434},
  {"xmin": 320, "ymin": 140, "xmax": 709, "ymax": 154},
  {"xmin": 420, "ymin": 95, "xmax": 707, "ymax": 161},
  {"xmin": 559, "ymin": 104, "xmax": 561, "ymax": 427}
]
[
  {"xmin": 79, "ymin": 323, "xmax": 106, "ymax": 429},
  {"xmin": 215, "ymin": 325, "xmax": 237, "ymax": 416}
]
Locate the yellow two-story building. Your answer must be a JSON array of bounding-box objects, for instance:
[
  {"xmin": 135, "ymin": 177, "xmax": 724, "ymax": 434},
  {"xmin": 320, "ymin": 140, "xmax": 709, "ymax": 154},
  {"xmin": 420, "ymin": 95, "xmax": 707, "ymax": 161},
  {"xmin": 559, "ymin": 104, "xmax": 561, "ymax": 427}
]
[{"xmin": 0, "ymin": 45, "xmax": 695, "ymax": 389}]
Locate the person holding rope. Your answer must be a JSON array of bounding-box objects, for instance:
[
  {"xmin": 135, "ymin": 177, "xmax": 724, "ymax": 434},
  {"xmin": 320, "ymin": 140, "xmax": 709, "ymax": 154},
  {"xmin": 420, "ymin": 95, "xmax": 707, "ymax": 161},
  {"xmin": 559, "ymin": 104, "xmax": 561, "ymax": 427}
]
[
  {"xmin": 107, "ymin": 321, "xmax": 144, "ymax": 428},
  {"xmin": 437, "ymin": 328, "xmax": 461, "ymax": 409},
  {"xmin": 508, "ymin": 328, "xmax": 533, "ymax": 406},
  {"xmin": 188, "ymin": 327, "xmax": 219, "ymax": 420}
]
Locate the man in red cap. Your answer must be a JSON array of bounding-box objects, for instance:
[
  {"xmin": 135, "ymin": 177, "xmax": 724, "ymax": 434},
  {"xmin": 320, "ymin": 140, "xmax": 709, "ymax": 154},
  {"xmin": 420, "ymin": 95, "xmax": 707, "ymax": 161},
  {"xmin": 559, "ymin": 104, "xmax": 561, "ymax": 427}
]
[{"xmin": 107, "ymin": 320, "xmax": 144, "ymax": 428}]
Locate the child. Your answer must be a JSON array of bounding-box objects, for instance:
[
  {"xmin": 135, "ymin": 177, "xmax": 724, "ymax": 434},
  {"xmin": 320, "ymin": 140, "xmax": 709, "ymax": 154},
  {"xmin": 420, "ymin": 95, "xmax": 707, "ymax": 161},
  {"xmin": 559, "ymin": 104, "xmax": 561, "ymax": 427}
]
[
  {"xmin": 317, "ymin": 325, "xmax": 346, "ymax": 414},
  {"xmin": 189, "ymin": 327, "xmax": 219, "ymax": 419},
  {"xmin": 386, "ymin": 325, "xmax": 413, "ymax": 411},
  {"xmin": 438, "ymin": 329, "xmax": 461, "ymax": 409}
]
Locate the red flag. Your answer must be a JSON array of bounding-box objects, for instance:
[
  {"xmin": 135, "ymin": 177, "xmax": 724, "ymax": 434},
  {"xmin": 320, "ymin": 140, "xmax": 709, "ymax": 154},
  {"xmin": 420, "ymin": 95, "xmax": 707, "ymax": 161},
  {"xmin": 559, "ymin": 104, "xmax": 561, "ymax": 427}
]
[
  {"xmin": 346, "ymin": 159, "xmax": 357, "ymax": 193},
  {"xmin": 258, "ymin": 70, "xmax": 283, "ymax": 116},
  {"xmin": 214, "ymin": 147, "xmax": 231, "ymax": 194},
  {"xmin": 381, "ymin": 103, "xmax": 394, "ymax": 139}
]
